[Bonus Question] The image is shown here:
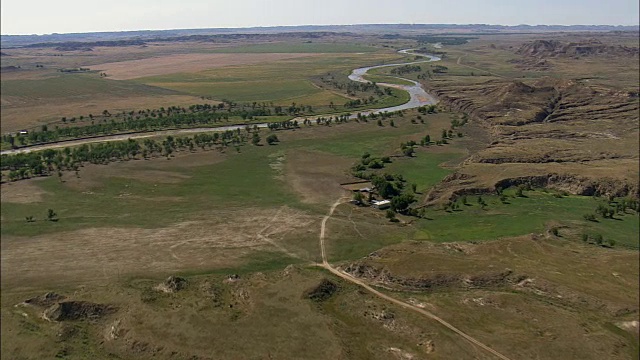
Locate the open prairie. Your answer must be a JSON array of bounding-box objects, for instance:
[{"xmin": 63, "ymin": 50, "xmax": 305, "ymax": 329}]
[
  {"xmin": 91, "ymin": 52, "xmax": 321, "ymax": 80},
  {"xmin": 1, "ymin": 28, "xmax": 638, "ymax": 360},
  {"xmin": 1, "ymin": 41, "xmax": 403, "ymax": 132}
]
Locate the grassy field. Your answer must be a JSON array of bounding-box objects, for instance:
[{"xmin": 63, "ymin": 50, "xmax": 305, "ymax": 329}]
[
  {"xmin": 385, "ymin": 151, "xmax": 465, "ymax": 193},
  {"xmin": 136, "ymin": 52, "xmax": 406, "ymax": 106},
  {"xmin": 206, "ymin": 42, "xmax": 379, "ymax": 53},
  {"xmin": 1, "ymin": 145, "xmax": 303, "ymax": 237}
]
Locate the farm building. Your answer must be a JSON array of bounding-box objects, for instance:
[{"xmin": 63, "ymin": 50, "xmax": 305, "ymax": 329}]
[{"xmin": 371, "ymin": 199, "xmax": 391, "ymax": 209}]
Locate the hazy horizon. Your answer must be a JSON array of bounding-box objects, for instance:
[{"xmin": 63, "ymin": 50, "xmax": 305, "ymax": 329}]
[{"xmin": 2, "ymin": 0, "xmax": 639, "ymax": 36}]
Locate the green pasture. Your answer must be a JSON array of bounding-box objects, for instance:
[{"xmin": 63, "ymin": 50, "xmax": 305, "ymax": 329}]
[
  {"xmin": 413, "ymin": 189, "xmax": 640, "ymax": 248},
  {"xmin": 385, "ymin": 151, "xmax": 464, "ymax": 193}
]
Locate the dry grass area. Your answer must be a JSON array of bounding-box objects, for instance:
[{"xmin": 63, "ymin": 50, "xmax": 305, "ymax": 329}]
[
  {"xmin": 342, "ymin": 235, "xmax": 640, "ymax": 360},
  {"xmin": 0, "ymin": 266, "xmax": 496, "ymax": 360},
  {"xmin": 0, "ymin": 206, "xmax": 315, "ymax": 290},
  {"xmin": 0, "ymin": 178, "xmax": 50, "ymax": 204},
  {"xmin": 54, "ymin": 148, "xmax": 228, "ymax": 192},
  {"xmin": 92, "ymin": 53, "xmax": 320, "ymax": 80}
]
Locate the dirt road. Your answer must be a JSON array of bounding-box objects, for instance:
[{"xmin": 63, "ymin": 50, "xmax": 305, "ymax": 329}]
[{"xmin": 318, "ymin": 197, "xmax": 512, "ymax": 360}]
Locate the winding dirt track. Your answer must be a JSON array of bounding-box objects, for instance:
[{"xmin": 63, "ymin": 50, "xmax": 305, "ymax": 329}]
[{"xmin": 318, "ymin": 198, "xmax": 513, "ymax": 360}]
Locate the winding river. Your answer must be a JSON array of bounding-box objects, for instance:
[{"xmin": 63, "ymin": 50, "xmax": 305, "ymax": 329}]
[
  {"xmin": 347, "ymin": 49, "xmax": 440, "ymax": 116},
  {"xmin": 1, "ymin": 49, "xmax": 440, "ymax": 155}
]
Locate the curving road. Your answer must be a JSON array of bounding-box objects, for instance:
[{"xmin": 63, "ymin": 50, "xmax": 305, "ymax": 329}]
[
  {"xmin": 1, "ymin": 49, "xmax": 440, "ymax": 156},
  {"xmin": 318, "ymin": 197, "xmax": 513, "ymax": 360}
]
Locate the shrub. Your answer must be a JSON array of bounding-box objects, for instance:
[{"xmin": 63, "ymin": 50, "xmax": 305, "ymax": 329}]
[{"xmin": 266, "ymin": 134, "xmax": 279, "ymax": 145}]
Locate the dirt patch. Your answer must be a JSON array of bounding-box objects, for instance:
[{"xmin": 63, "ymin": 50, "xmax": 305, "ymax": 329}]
[
  {"xmin": 387, "ymin": 347, "xmax": 415, "ymax": 359},
  {"xmin": 116, "ymin": 170, "xmax": 191, "ymax": 184},
  {"xmin": 43, "ymin": 301, "xmax": 116, "ymax": 321},
  {"xmin": 286, "ymin": 149, "xmax": 353, "ymax": 204},
  {"xmin": 1, "ymin": 179, "xmax": 50, "ymax": 204},
  {"xmin": 154, "ymin": 276, "xmax": 188, "ymax": 293},
  {"xmin": 91, "ymin": 53, "xmax": 319, "ymax": 80},
  {"xmin": 615, "ymin": 320, "xmax": 639, "ymax": 335}
]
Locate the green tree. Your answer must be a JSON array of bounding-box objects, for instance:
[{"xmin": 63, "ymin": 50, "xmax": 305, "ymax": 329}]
[
  {"xmin": 252, "ymin": 132, "xmax": 261, "ymax": 145},
  {"xmin": 353, "ymin": 192, "xmax": 364, "ymax": 204},
  {"xmin": 371, "ymin": 176, "xmax": 399, "ymax": 199},
  {"xmin": 402, "ymin": 146, "xmax": 415, "ymax": 157},
  {"xmin": 391, "ymin": 193, "xmax": 415, "ymax": 214}
]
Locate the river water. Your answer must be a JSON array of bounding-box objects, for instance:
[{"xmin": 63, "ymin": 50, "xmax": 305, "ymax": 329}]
[{"xmin": 347, "ymin": 49, "xmax": 441, "ymax": 116}]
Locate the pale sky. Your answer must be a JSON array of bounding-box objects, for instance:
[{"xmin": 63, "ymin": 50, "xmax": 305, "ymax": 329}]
[{"xmin": 2, "ymin": 0, "xmax": 639, "ymax": 35}]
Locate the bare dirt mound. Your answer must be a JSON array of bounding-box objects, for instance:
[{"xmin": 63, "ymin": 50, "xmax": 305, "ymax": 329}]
[
  {"xmin": 303, "ymin": 278, "xmax": 339, "ymax": 301},
  {"xmin": 344, "ymin": 263, "xmax": 522, "ymax": 292},
  {"xmin": 44, "ymin": 301, "xmax": 116, "ymax": 321},
  {"xmin": 516, "ymin": 39, "xmax": 639, "ymax": 58},
  {"xmin": 23, "ymin": 292, "xmax": 66, "ymax": 307},
  {"xmin": 508, "ymin": 57, "xmax": 552, "ymax": 71},
  {"xmin": 154, "ymin": 276, "xmax": 188, "ymax": 293}
]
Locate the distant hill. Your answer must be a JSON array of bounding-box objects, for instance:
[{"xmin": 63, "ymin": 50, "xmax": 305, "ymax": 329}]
[
  {"xmin": 2, "ymin": 23, "xmax": 638, "ymax": 48},
  {"xmin": 516, "ymin": 39, "xmax": 640, "ymax": 58}
]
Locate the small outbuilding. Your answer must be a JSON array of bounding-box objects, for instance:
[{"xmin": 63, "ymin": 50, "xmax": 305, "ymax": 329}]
[{"xmin": 371, "ymin": 199, "xmax": 391, "ymax": 210}]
